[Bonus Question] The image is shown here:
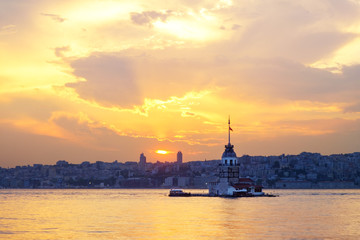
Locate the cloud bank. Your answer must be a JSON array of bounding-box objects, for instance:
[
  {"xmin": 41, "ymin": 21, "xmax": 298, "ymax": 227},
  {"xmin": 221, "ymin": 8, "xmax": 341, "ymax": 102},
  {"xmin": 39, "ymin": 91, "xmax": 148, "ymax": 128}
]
[{"xmin": 1, "ymin": 0, "xmax": 360, "ymax": 166}]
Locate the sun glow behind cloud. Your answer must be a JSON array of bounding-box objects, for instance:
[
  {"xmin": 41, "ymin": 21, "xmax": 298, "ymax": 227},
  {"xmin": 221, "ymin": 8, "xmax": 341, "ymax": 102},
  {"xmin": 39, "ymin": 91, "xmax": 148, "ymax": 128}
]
[
  {"xmin": 311, "ymin": 37, "xmax": 360, "ymax": 72},
  {"xmin": 65, "ymin": 1, "xmax": 138, "ymax": 22},
  {"xmin": 152, "ymin": 11, "xmax": 225, "ymax": 42},
  {"xmin": 1, "ymin": 0, "xmax": 360, "ymax": 167}
]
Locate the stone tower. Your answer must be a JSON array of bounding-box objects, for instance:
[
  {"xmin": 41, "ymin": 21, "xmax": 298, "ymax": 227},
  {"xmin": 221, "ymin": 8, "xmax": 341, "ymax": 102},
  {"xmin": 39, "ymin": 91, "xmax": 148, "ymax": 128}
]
[{"xmin": 219, "ymin": 117, "xmax": 239, "ymax": 185}]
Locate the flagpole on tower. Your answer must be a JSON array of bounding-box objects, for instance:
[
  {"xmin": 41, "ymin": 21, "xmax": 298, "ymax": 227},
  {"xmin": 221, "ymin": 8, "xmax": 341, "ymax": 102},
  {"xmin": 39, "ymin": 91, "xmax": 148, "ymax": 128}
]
[{"xmin": 228, "ymin": 115, "xmax": 231, "ymax": 144}]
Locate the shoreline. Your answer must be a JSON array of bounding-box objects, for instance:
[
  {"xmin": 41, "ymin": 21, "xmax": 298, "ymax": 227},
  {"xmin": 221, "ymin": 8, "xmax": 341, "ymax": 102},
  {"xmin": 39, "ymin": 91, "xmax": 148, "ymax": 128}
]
[{"xmin": 1, "ymin": 187, "xmax": 360, "ymax": 190}]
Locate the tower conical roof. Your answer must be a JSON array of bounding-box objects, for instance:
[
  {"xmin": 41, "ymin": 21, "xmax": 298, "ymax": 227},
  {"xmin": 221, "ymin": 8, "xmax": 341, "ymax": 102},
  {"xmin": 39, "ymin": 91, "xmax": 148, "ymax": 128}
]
[{"xmin": 222, "ymin": 143, "xmax": 237, "ymax": 158}]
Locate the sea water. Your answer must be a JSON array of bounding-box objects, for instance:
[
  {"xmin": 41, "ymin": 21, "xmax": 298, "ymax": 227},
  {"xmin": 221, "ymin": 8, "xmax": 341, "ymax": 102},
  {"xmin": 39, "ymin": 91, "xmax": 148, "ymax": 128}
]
[{"xmin": 0, "ymin": 189, "xmax": 359, "ymax": 239}]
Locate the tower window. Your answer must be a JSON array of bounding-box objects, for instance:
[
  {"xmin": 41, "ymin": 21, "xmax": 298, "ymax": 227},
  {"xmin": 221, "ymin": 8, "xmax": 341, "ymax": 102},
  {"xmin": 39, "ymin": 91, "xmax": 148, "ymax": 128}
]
[
  {"xmin": 230, "ymin": 160, "xmax": 233, "ymax": 166},
  {"xmin": 224, "ymin": 160, "xmax": 227, "ymax": 165}
]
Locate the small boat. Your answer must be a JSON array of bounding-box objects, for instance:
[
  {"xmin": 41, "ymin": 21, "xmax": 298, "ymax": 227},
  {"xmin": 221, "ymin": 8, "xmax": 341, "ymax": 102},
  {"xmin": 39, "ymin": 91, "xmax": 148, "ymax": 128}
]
[{"xmin": 169, "ymin": 189, "xmax": 191, "ymax": 197}]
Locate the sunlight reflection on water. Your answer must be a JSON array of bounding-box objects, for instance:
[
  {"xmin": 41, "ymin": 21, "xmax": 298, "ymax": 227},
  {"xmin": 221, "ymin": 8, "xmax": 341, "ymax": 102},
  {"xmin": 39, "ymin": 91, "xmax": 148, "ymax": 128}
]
[{"xmin": 0, "ymin": 189, "xmax": 360, "ymax": 239}]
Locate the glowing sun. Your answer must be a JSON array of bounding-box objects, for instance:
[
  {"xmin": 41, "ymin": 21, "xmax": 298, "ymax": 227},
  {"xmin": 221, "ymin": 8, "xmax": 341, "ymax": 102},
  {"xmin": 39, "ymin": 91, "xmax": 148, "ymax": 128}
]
[{"xmin": 156, "ymin": 150, "xmax": 168, "ymax": 154}]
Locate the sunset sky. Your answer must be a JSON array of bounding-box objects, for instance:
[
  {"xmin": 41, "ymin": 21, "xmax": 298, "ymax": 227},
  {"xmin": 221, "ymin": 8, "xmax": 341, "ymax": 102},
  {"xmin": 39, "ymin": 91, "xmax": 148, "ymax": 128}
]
[{"xmin": 1, "ymin": 0, "xmax": 360, "ymax": 167}]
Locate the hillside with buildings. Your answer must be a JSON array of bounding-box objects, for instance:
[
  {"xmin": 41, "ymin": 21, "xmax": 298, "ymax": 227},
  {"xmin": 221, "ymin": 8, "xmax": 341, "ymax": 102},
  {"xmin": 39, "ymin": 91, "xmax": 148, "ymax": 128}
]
[{"xmin": 1, "ymin": 151, "xmax": 360, "ymax": 189}]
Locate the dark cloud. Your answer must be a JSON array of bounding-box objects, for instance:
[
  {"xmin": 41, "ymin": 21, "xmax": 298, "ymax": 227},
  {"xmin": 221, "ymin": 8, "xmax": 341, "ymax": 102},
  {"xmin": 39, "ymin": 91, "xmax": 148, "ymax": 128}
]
[
  {"xmin": 217, "ymin": 57, "xmax": 360, "ymax": 103},
  {"xmin": 344, "ymin": 102, "xmax": 360, "ymax": 113},
  {"xmin": 64, "ymin": 50, "xmax": 214, "ymax": 108},
  {"xmin": 65, "ymin": 48, "xmax": 360, "ymax": 109},
  {"xmin": 222, "ymin": 1, "xmax": 359, "ymax": 63},
  {"xmin": 41, "ymin": 13, "xmax": 66, "ymax": 23},
  {"xmin": 66, "ymin": 54, "xmax": 142, "ymax": 108},
  {"xmin": 343, "ymin": 64, "xmax": 360, "ymax": 81},
  {"xmin": 130, "ymin": 10, "xmax": 172, "ymax": 26}
]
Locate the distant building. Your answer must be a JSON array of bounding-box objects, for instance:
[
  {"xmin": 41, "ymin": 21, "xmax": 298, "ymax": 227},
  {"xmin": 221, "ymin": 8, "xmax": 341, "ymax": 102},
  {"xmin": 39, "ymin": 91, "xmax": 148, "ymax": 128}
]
[
  {"xmin": 139, "ymin": 153, "xmax": 146, "ymax": 172},
  {"xmin": 164, "ymin": 176, "xmax": 176, "ymax": 187},
  {"xmin": 56, "ymin": 160, "xmax": 68, "ymax": 167},
  {"xmin": 178, "ymin": 177, "xmax": 190, "ymax": 187},
  {"xmin": 177, "ymin": 151, "xmax": 183, "ymax": 164}
]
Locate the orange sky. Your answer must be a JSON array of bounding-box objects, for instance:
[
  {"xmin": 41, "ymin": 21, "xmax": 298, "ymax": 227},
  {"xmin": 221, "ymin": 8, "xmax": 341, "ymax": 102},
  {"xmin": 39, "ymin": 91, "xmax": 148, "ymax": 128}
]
[{"xmin": 1, "ymin": 0, "xmax": 360, "ymax": 167}]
